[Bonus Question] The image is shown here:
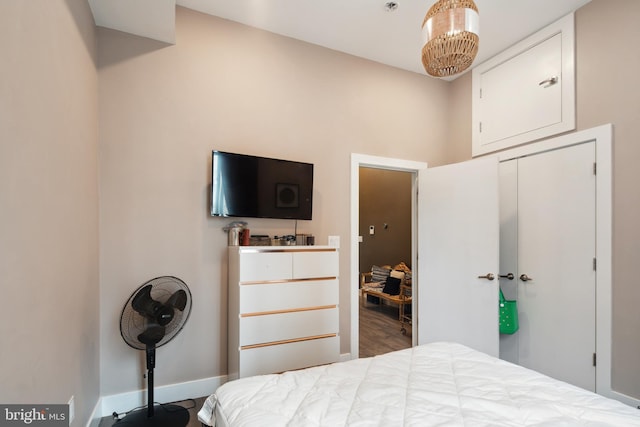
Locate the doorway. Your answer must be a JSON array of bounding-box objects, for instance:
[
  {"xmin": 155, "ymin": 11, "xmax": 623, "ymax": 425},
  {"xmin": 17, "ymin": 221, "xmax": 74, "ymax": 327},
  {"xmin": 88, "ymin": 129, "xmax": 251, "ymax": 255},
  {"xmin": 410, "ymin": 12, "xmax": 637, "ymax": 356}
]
[
  {"xmin": 358, "ymin": 167, "xmax": 413, "ymax": 357},
  {"xmin": 349, "ymin": 154, "xmax": 428, "ymax": 359}
]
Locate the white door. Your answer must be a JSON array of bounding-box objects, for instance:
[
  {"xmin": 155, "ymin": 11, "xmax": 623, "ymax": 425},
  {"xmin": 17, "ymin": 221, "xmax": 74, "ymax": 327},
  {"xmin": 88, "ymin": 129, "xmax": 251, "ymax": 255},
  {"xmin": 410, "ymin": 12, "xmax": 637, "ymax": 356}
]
[
  {"xmin": 517, "ymin": 142, "xmax": 596, "ymax": 390},
  {"xmin": 417, "ymin": 157, "xmax": 500, "ymax": 357}
]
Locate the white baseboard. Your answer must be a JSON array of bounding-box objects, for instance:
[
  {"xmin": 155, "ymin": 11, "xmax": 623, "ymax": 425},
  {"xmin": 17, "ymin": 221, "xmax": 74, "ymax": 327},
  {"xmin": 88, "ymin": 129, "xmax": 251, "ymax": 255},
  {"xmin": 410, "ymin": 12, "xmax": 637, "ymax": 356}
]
[
  {"xmin": 89, "ymin": 355, "xmax": 355, "ymax": 424},
  {"xmin": 93, "ymin": 375, "xmax": 227, "ymax": 420},
  {"xmin": 339, "ymin": 352, "xmax": 352, "ymax": 363},
  {"xmin": 608, "ymin": 389, "xmax": 640, "ymax": 409},
  {"xmin": 85, "ymin": 399, "xmax": 102, "ymax": 427}
]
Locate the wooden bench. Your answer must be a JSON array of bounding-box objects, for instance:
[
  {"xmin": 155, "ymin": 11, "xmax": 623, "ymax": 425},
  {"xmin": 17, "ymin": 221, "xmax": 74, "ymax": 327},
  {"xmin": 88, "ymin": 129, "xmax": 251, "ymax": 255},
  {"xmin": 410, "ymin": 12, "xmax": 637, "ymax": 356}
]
[{"xmin": 361, "ymin": 285, "xmax": 412, "ymax": 330}]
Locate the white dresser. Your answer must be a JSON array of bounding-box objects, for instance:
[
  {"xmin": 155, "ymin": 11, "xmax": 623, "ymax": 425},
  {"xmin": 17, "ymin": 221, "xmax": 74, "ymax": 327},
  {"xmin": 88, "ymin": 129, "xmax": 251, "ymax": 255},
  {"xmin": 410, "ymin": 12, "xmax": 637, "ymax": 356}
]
[{"xmin": 227, "ymin": 246, "xmax": 339, "ymax": 379}]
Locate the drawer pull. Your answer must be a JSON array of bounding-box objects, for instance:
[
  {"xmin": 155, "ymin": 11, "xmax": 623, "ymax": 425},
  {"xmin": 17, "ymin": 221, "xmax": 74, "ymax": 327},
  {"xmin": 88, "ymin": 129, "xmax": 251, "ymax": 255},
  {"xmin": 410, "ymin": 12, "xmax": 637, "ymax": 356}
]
[
  {"xmin": 241, "ymin": 305, "xmax": 337, "ymax": 317},
  {"xmin": 241, "ymin": 333, "xmax": 337, "ymax": 350},
  {"xmin": 241, "ymin": 276, "xmax": 337, "ymax": 285}
]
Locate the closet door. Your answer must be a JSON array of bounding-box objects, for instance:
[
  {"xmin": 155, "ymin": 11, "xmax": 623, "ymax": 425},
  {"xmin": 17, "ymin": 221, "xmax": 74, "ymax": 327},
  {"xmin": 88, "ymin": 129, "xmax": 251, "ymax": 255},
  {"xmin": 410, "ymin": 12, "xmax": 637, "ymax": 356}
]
[{"xmin": 517, "ymin": 142, "xmax": 596, "ymax": 391}]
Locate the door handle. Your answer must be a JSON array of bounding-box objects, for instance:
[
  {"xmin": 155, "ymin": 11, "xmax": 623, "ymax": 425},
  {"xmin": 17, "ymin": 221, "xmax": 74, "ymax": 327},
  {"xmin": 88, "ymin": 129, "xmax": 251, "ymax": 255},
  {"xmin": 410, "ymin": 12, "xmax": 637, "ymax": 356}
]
[
  {"xmin": 519, "ymin": 274, "xmax": 533, "ymax": 282},
  {"xmin": 477, "ymin": 273, "xmax": 495, "ymax": 281},
  {"xmin": 538, "ymin": 76, "xmax": 558, "ymax": 88},
  {"xmin": 499, "ymin": 273, "xmax": 514, "ymax": 280}
]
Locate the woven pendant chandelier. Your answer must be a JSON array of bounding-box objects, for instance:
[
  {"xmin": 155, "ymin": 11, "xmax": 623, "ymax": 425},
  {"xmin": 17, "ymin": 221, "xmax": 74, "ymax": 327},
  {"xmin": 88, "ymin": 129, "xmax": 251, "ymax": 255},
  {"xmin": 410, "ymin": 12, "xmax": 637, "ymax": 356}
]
[{"xmin": 421, "ymin": 0, "xmax": 479, "ymax": 78}]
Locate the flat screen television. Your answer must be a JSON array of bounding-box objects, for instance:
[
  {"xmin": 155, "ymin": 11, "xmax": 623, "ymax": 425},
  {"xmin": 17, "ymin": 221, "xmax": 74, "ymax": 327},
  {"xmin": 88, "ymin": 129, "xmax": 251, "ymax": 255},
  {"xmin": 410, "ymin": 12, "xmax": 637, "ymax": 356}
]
[{"xmin": 211, "ymin": 151, "xmax": 314, "ymax": 220}]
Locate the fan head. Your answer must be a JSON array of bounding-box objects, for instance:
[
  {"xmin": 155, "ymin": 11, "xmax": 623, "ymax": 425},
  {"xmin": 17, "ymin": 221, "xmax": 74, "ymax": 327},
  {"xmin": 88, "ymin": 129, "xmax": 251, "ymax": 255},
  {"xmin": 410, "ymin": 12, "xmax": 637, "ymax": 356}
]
[{"xmin": 120, "ymin": 276, "xmax": 192, "ymax": 350}]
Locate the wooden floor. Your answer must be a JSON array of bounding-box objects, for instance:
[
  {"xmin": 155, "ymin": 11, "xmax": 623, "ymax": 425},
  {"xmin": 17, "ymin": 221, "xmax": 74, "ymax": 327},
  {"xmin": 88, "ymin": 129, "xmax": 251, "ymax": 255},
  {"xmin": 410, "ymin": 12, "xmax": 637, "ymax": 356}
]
[
  {"xmin": 95, "ymin": 397, "xmax": 206, "ymax": 427},
  {"xmin": 359, "ymin": 293, "xmax": 412, "ymax": 358}
]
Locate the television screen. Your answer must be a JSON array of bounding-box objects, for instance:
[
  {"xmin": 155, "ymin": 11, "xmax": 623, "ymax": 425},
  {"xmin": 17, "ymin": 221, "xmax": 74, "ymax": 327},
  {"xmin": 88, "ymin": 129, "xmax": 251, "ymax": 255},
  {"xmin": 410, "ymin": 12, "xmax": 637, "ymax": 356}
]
[{"xmin": 211, "ymin": 151, "xmax": 313, "ymax": 220}]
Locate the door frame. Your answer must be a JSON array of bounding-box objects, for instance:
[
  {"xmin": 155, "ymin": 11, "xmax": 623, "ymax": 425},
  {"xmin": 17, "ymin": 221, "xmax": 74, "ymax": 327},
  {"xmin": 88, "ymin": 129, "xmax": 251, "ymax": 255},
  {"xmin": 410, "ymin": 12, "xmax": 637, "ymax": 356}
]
[
  {"xmin": 350, "ymin": 154, "xmax": 428, "ymax": 359},
  {"xmin": 489, "ymin": 123, "xmax": 617, "ymax": 401}
]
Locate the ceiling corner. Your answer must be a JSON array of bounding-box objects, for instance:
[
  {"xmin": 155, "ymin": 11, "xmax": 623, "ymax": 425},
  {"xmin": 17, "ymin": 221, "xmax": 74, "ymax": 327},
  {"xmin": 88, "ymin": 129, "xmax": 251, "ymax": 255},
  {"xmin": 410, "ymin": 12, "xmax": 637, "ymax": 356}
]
[{"xmin": 88, "ymin": 0, "xmax": 176, "ymax": 44}]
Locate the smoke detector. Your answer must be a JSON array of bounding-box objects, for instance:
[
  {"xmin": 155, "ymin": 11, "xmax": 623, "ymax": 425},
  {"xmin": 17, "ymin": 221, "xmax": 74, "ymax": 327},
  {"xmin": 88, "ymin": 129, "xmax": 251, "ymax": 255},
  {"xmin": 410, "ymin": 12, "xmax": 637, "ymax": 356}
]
[{"xmin": 385, "ymin": 2, "xmax": 399, "ymax": 12}]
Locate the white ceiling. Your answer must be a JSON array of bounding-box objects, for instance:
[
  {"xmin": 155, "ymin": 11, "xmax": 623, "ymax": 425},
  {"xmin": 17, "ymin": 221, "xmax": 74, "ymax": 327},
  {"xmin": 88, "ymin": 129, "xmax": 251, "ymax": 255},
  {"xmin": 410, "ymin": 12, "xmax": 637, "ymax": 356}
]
[{"xmin": 89, "ymin": 0, "xmax": 592, "ymax": 78}]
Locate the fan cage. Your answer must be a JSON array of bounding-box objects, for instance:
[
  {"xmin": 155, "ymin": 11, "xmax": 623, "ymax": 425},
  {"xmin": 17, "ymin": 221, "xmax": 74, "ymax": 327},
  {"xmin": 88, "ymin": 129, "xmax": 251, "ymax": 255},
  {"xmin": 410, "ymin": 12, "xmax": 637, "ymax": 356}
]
[{"xmin": 120, "ymin": 276, "xmax": 192, "ymax": 350}]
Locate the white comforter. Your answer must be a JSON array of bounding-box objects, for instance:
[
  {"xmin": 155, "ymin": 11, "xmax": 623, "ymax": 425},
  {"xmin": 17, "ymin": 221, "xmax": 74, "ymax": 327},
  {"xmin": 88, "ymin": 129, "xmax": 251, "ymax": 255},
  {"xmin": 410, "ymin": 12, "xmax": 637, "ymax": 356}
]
[{"xmin": 198, "ymin": 342, "xmax": 640, "ymax": 426}]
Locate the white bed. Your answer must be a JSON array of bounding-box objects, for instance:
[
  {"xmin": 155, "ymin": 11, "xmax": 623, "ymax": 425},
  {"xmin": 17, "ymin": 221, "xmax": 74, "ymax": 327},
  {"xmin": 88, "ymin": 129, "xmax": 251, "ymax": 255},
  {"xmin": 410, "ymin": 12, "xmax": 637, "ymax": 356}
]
[{"xmin": 198, "ymin": 342, "xmax": 640, "ymax": 426}]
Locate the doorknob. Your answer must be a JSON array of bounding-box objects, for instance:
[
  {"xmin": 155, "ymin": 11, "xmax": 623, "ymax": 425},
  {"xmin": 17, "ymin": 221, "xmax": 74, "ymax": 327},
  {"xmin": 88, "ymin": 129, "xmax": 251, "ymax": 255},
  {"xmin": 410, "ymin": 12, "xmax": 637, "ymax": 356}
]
[
  {"xmin": 519, "ymin": 274, "xmax": 533, "ymax": 282},
  {"xmin": 499, "ymin": 273, "xmax": 514, "ymax": 280},
  {"xmin": 477, "ymin": 273, "xmax": 495, "ymax": 281}
]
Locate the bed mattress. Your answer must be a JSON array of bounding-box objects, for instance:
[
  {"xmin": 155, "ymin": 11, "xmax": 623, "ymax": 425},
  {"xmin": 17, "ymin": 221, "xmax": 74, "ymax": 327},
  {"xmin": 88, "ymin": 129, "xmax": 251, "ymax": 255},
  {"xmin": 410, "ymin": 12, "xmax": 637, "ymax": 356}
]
[{"xmin": 198, "ymin": 342, "xmax": 640, "ymax": 426}]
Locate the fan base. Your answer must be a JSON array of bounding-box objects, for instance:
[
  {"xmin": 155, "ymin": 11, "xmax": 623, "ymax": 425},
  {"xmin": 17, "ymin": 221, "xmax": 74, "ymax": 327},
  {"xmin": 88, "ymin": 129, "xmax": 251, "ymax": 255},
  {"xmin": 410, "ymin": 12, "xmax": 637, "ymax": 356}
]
[{"xmin": 116, "ymin": 404, "xmax": 189, "ymax": 427}]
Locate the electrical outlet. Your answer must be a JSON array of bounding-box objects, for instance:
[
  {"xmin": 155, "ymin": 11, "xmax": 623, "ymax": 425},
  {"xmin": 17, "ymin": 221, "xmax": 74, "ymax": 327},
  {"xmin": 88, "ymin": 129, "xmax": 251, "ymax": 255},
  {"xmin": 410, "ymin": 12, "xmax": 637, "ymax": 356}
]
[
  {"xmin": 68, "ymin": 396, "xmax": 74, "ymax": 426},
  {"xmin": 328, "ymin": 235, "xmax": 340, "ymax": 247}
]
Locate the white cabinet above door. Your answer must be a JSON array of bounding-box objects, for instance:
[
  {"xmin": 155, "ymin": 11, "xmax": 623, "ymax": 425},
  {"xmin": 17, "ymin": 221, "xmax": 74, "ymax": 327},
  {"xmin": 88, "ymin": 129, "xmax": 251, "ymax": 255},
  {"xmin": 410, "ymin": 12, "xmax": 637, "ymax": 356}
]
[{"xmin": 472, "ymin": 13, "xmax": 575, "ymax": 156}]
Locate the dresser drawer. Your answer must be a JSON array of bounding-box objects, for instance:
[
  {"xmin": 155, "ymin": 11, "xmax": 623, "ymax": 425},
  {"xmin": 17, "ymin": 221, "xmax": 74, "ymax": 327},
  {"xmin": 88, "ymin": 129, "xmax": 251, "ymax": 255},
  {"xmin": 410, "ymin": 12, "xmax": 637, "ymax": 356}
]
[
  {"xmin": 238, "ymin": 251, "xmax": 293, "ymax": 282},
  {"xmin": 239, "ymin": 279, "xmax": 337, "ymax": 313},
  {"xmin": 239, "ymin": 307, "xmax": 338, "ymax": 346},
  {"xmin": 292, "ymin": 250, "xmax": 338, "ymax": 278},
  {"xmin": 239, "ymin": 335, "xmax": 339, "ymax": 377}
]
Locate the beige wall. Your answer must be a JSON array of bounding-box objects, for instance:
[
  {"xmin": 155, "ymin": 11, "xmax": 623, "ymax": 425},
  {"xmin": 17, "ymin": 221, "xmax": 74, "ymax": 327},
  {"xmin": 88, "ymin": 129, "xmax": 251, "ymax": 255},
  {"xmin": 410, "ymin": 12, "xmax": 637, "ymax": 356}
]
[
  {"xmin": 576, "ymin": 0, "xmax": 640, "ymax": 399},
  {"xmin": 446, "ymin": 72, "xmax": 473, "ymax": 164},
  {"xmin": 447, "ymin": 0, "xmax": 640, "ymax": 399},
  {"xmin": 359, "ymin": 168, "xmax": 413, "ymax": 273},
  {"xmin": 97, "ymin": 7, "xmax": 450, "ymax": 396},
  {"xmin": 0, "ymin": 0, "xmax": 100, "ymax": 424}
]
